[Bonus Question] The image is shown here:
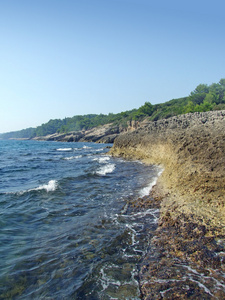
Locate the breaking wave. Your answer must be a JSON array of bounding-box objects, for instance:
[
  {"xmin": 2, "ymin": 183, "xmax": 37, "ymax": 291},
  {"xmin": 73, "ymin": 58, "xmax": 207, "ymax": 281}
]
[
  {"xmin": 57, "ymin": 148, "xmax": 73, "ymax": 151},
  {"xmin": 96, "ymin": 163, "xmax": 116, "ymax": 176},
  {"xmin": 93, "ymin": 156, "xmax": 110, "ymax": 163},
  {"xmin": 63, "ymin": 155, "xmax": 82, "ymax": 160},
  {"xmin": 17, "ymin": 180, "xmax": 58, "ymax": 195},
  {"xmin": 139, "ymin": 167, "xmax": 164, "ymax": 197},
  {"xmin": 32, "ymin": 180, "xmax": 58, "ymax": 192}
]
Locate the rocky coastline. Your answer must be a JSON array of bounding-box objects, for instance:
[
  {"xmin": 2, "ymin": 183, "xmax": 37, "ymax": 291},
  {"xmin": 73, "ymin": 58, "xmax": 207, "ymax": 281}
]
[
  {"xmin": 32, "ymin": 120, "xmax": 141, "ymax": 143},
  {"xmin": 110, "ymin": 110, "xmax": 225, "ymax": 299},
  {"xmin": 32, "ymin": 110, "xmax": 225, "ymax": 297}
]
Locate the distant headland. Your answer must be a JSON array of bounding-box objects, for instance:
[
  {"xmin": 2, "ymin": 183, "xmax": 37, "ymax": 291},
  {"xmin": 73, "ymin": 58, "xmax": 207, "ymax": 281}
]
[{"xmin": 1, "ymin": 79, "xmax": 225, "ymax": 142}]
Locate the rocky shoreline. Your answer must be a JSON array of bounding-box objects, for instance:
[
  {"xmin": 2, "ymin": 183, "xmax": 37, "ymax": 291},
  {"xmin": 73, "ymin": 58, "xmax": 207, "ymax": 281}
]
[
  {"xmin": 110, "ymin": 110, "xmax": 225, "ymax": 299},
  {"xmin": 33, "ymin": 121, "xmax": 141, "ymax": 143},
  {"xmin": 33, "ymin": 123, "xmax": 120, "ymax": 143}
]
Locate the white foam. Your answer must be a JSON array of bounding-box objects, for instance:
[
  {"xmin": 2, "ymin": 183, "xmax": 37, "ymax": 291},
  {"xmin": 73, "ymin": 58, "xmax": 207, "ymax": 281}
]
[
  {"xmin": 93, "ymin": 156, "xmax": 110, "ymax": 163},
  {"xmin": 126, "ymin": 224, "xmax": 136, "ymax": 246},
  {"xmin": 100, "ymin": 265, "xmax": 122, "ymax": 290},
  {"xmin": 189, "ymin": 279, "xmax": 213, "ymax": 296},
  {"xmin": 99, "ymin": 263, "xmax": 139, "ymax": 296},
  {"xmin": 99, "ymin": 156, "xmax": 110, "ymax": 163},
  {"xmin": 64, "ymin": 155, "xmax": 82, "ymax": 160},
  {"xmin": 17, "ymin": 180, "xmax": 58, "ymax": 194},
  {"xmin": 56, "ymin": 148, "xmax": 72, "ymax": 151},
  {"xmin": 160, "ymin": 288, "xmax": 173, "ymax": 297},
  {"xmin": 83, "ymin": 145, "xmax": 91, "ymax": 149},
  {"xmin": 139, "ymin": 168, "xmax": 164, "ymax": 197},
  {"xmin": 33, "ymin": 180, "xmax": 58, "ymax": 192},
  {"xmin": 129, "ymin": 209, "xmax": 159, "ymax": 223},
  {"xmin": 96, "ymin": 164, "xmax": 115, "ymax": 176}
]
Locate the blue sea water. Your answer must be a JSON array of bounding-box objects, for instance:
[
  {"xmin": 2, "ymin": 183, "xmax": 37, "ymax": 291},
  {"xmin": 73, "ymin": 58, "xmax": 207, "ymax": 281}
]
[{"xmin": 0, "ymin": 140, "xmax": 161, "ymax": 299}]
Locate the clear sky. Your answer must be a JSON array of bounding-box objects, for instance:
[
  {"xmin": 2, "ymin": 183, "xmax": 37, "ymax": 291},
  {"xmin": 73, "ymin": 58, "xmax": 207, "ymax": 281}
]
[{"xmin": 0, "ymin": 0, "xmax": 225, "ymax": 133}]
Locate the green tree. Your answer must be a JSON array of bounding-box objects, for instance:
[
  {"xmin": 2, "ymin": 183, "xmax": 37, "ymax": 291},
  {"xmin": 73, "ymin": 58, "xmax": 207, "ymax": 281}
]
[
  {"xmin": 138, "ymin": 102, "xmax": 153, "ymax": 115},
  {"xmin": 195, "ymin": 98, "xmax": 214, "ymax": 112},
  {"xmin": 191, "ymin": 83, "xmax": 209, "ymax": 95},
  {"xmin": 183, "ymin": 101, "xmax": 195, "ymax": 113},
  {"xmin": 204, "ymin": 92, "xmax": 218, "ymax": 104},
  {"xmin": 219, "ymin": 78, "xmax": 225, "ymax": 87}
]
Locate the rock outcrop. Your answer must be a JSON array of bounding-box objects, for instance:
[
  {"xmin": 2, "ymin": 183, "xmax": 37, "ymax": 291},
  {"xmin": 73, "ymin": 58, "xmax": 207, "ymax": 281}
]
[
  {"xmin": 110, "ymin": 110, "xmax": 225, "ymax": 229},
  {"xmin": 33, "ymin": 131, "xmax": 85, "ymax": 142},
  {"xmin": 33, "ymin": 123, "xmax": 122, "ymax": 143},
  {"xmin": 32, "ymin": 119, "xmax": 149, "ymax": 143},
  {"xmin": 110, "ymin": 110, "xmax": 225, "ymax": 298},
  {"xmin": 79, "ymin": 123, "xmax": 121, "ymax": 143}
]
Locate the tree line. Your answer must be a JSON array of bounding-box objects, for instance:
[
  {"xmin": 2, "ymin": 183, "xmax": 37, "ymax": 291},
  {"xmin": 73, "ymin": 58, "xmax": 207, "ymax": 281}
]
[{"xmin": 1, "ymin": 78, "xmax": 225, "ymax": 139}]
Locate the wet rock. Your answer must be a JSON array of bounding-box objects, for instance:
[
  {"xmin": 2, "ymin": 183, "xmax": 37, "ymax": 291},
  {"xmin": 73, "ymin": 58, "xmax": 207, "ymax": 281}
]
[{"xmin": 139, "ymin": 210, "xmax": 225, "ymax": 299}]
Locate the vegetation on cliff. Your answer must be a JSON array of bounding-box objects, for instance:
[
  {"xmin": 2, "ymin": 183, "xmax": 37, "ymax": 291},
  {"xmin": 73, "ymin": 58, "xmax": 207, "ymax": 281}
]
[{"xmin": 1, "ymin": 78, "xmax": 225, "ymax": 139}]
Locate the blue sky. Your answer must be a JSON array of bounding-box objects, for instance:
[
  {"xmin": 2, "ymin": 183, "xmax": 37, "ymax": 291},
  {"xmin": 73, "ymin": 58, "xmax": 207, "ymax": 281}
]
[{"xmin": 0, "ymin": 0, "xmax": 225, "ymax": 133}]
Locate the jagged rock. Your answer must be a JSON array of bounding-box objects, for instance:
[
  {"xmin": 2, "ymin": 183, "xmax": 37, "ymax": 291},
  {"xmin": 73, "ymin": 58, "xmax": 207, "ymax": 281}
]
[
  {"xmin": 79, "ymin": 123, "xmax": 120, "ymax": 142},
  {"xmin": 33, "ymin": 123, "xmax": 123, "ymax": 143},
  {"xmin": 33, "ymin": 131, "xmax": 85, "ymax": 142},
  {"xmin": 96, "ymin": 134, "xmax": 120, "ymax": 143}
]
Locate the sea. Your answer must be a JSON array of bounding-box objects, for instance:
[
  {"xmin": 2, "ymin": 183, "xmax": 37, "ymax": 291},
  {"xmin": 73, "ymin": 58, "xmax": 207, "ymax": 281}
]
[{"xmin": 0, "ymin": 140, "xmax": 162, "ymax": 299}]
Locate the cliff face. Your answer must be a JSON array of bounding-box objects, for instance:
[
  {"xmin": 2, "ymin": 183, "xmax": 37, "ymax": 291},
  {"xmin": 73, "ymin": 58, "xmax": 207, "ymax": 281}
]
[{"xmin": 110, "ymin": 110, "xmax": 225, "ymax": 231}]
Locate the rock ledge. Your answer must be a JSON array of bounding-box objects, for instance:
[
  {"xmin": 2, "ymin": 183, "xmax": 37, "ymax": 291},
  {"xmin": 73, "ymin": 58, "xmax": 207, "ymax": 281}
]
[{"xmin": 110, "ymin": 110, "xmax": 225, "ymax": 299}]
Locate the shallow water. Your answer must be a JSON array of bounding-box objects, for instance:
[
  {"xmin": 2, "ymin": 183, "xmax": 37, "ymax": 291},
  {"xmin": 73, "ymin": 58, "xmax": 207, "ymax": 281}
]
[{"xmin": 0, "ymin": 140, "xmax": 161, "ymax": 299}]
